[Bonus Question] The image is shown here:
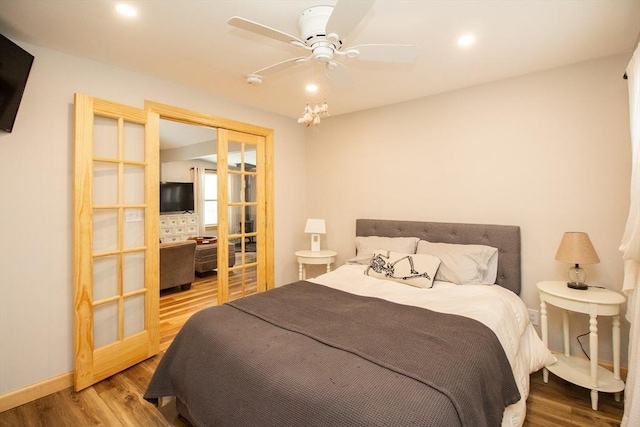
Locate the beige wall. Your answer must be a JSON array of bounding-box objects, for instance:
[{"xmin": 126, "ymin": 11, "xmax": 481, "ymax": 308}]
[
  {"xmin": 0, "ymin": 42, "xmax": 306, "ymax": 395},
  {"xmin": 305, "ymin": 53, "xmax": 633, "ymax": 365}
]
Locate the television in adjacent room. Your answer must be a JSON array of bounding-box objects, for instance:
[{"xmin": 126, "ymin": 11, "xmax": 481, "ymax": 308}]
[
  {"xmin": 160, "ymin": 182, "xmax": 195, "ymax": 213},
  {"xmin": 0, "ymin": 33, "xmax": 34, "ymax": 133}
]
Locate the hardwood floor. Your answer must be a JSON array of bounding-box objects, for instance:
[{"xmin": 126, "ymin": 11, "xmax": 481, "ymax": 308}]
[{"xmin": 0, "ymin": 273, "xmax": 625, "ymax": 426}]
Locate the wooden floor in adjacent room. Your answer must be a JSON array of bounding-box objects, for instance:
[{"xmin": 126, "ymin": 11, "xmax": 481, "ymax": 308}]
[{"xmin": 0, "ymin": 272, "xmax": 625, "ymax": 426}]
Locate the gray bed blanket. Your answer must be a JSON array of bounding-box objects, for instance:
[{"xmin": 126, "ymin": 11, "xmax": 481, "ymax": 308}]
[{"xmin": 145, "ymin": 281, "xmax": 520, "ymax": 427}]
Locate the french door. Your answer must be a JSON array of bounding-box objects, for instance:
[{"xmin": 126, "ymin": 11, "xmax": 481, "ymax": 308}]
[
  {"xmin": 73, "ymin": 94, "xmax": 159, "ymax": 391},
  {"xmin": 146, "ymin": 101, "xmax": 274, "ymax": 305},
  {"xmin": 217, "ymin": 129, "xmax": 267, "ymax": 303},
  {"xmin": 74, "ymin": 97, "xmax": 273, "ymax": 391}
]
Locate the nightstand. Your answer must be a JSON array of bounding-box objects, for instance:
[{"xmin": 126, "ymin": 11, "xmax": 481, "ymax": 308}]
[
  {"xmin": 295, "ymin": 250, "xmax": 337, "ymax": 280},
  {"xmin": 537, "ymin": 280, "xmax": 625, "ymax": 410}
]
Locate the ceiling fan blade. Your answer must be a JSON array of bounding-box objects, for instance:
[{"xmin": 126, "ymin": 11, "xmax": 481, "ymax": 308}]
[
  {"xmin": 228, "ymin": 16, "xmax": 305, "ymax": 46},
  {"xmin": 326, "ymin": 61, "xmax": 352, "ymax": 89},
  {"xmin": 252, "ymin": 56, "xmax": 310, "ymax": 77},
  {"xmin": 326, "ymin": 0, "xmax": 374, "ymax": 41},
  {"xmin": 348, "ymin": 44, "xmax": 419, "ymax": 63}
]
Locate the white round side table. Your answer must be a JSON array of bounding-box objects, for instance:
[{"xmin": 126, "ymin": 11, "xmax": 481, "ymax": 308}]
[
  {"xmin": 295, "ymin": 250, "xmax": 337, "ymax": 280},
  {"xmin": 537, "ymin": 280, "xmax": 625, "ymax": 410}
]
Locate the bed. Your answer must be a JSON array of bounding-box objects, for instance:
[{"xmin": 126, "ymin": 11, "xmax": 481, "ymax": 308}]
[{"xmin": 145, "ymin": 219, "xmax": 554, "ymax": 427}]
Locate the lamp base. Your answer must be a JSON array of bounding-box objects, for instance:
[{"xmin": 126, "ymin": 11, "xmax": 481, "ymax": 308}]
[
  {"xmin": 310, "ymin": 234, "xmax": 321, "ymax": 252},
  {"xmin": 567, "ymin": 281, "xmax": 588, "ymax": 290}
]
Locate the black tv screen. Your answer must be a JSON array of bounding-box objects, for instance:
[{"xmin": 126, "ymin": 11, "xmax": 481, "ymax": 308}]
[
  {"xmin": 0, "ymin": 33, "xmax": 34, "ymax": 133},
  {"xmin": 160, "ymin": 182, "xmax": 194, "ymax": 213}
]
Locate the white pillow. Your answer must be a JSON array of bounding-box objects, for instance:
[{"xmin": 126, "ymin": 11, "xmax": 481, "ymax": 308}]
[
  {"xmin": 365, "ymin": 250, "xmax": 440, "ymax": 289},
  {"xmin": 416, "ymin": 241, "xmax": 498, "ymax": 285},
  {"xmin": 356, "ymin": 236, "xmax": 419, "ymax": 256}
]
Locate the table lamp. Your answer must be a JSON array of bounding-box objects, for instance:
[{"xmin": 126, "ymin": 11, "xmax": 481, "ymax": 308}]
[
  {"xmin": 304, "ymin": 218, "xmax": 326, "ymax": 252},
  {"xmin": 554, "ymin": 231, "xmax": 600, "ymax": 290}
]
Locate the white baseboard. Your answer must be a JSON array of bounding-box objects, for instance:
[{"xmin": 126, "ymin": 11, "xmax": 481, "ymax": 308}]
[{"xmin": 0, "ymin": 371, "xmax": 73, "ymax": 412}]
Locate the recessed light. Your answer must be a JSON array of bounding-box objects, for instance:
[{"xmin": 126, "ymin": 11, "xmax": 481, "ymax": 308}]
[
  {"xmin": 306, "ymin": 83, "xmax": 319, "ymax": 93},
  {"xmin": 116, "ymin": 3, "xmax": 137, "ymax": 17},
  {"xmin": 457, "ymin": 34, "xmax": 476, "ymax": 47}
]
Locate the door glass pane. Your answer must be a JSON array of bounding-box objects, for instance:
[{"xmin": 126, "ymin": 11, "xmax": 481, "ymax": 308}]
[
  {"xmin": 227, "ymin": 141, "xmax": 242, "ymax": 169},
  {"xmin": 93, "ymin": 162, "xmax": 118, "ymax": 205},
  {"xmin": 246, "ymin": 233, "xmax": 257, "ymax": 255},
  {"xmin": 123, "ymin": 208, "xmax": 145, "ymax": 249},
  {"xmin": 228, "ymin": 205, "xmax": 242, "ymax": 236},
  {"xmin": 123, "ymin": 294, "xmax": 145, "ymax": 337},
  {"xmin": 247, "ymin": 204, "xmax": 257, "ymax": 234},
  {"xmin": 123, "ymin": 165, "xmax": 144, "ymax": 204},
  {"xmin": 244, "ymin": 145, "xmax": 257, "ymax": 171},
  {"xmin": 123, "ymin": 121, "xmax": 144, "ymax": 162},
  {"xmin": 245, "ymin": 175, "xmax": 257, "ymax": 203},
  {"xmin": 94, "ymin": 301, "xmax": 118, "ymax": 348},
  {"xmin": 93, "ymin": 116, "xmax": 118, "ymax": 159},
  {"xmin": 93, "ymin": 256, "xmax": 119, "ymax": 301},
  {"xmin": 228, "ymin": 173, "xmax": 242, "ymax": 203},
  {"xmin": 123, "ymin": 251, "xmax": 145, "ymax": 293},
  {"xmin": 93, "ymin": 210, "xmax": 118, "ymax": 253}
]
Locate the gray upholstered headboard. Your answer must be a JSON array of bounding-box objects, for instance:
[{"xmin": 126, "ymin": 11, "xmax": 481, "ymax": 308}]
[{"xmin": 355, "ymin": 219, "xmax": 522, "ymax": 294}]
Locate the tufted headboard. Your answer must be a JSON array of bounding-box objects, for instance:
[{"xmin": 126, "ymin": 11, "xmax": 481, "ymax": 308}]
[{"xmin": 355, "ymin": 219, "xmax": 522, "ymax": 294}]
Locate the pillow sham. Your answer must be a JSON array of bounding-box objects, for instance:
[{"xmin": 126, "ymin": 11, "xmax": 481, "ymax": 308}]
[
  {"xmin": 416, "ymin": 240, "xmax": 498, "ymax": 285},
  {"xmin": 356, "ymin": 236, "xmax": 419, "ymax": 256},
  {"xmin": 365, "ymin": 250, "xmax": 440, "ymax": 289}
]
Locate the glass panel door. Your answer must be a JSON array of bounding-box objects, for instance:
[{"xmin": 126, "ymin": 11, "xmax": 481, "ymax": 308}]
[
  {"xmin": 74, "ymin": 94, "xmax": 159, "ymax": 391},
  {"xmin": 217, "ymin": 129, "xmax": 266, "ymax": 303},
  {"xmin": 145, "ymin": 101, "xmax": 274, "ymax": 306}
]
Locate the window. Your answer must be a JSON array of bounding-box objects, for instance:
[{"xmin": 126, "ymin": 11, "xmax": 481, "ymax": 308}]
[{"xmin": 204, "ymin": 170, "xmax": 217, "ymax": 226}]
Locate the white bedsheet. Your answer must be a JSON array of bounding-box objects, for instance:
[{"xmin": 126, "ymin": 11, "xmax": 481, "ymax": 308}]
[{"xmin": 309, "ymin": 264, "xmax": 556, "ymax": 427}]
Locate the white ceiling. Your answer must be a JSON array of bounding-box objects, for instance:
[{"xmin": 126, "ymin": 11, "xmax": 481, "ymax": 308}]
[{"xmin": 0, "ymin": 0, "xmax": 638, "ymax": 122}]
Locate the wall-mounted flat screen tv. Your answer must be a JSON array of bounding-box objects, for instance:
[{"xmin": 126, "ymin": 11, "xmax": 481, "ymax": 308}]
[
  {"xmin": 0, "ymin": 33, "xmax": 34, "ymax": 133},
  {"xmin": 160, "ymin": 182, "xmax": 194, "ymax": 213}
]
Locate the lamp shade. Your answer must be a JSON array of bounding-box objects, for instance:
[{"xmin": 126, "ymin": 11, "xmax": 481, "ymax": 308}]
[
  {"xmin": 304, "ymin": 218, "xmax": 326, "ymax": 234},
  {"xmin": 555, "ymin": 232, "xmax": 600, "ymax": 265}
]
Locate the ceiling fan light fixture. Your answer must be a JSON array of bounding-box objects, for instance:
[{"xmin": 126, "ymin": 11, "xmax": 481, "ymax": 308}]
[
  {"xmin": 228, "ymin": 0, "xmax": 416, "ymax": 86},
  {"xmin": 298, "ymin": 101, "xmax": 329, "ymax": 127},
  {"xmin": 312, "ymin": 45, "xmax": 335, "ymax": 63}
]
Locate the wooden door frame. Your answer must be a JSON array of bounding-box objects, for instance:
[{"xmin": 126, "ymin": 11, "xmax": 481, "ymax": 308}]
[{"xmin": 144, "ymin": 101, "xmax": 275, "ymax": 295}]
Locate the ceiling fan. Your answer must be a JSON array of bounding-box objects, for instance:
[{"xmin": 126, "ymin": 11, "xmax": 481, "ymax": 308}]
[{"xmin": 227, "ymin": 0, "xmax": 418, "ymax": 86}]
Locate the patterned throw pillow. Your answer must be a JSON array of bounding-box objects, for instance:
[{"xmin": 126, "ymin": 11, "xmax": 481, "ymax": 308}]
[{"xmin": 365, "ymin": 250, "xmax": 441, "ymax": 289}]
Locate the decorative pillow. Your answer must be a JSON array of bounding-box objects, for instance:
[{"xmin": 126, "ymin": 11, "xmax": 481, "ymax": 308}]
[
  {"xmin": 365, "ymin": 250, "xmax": 440, "ymax": 289},
  {"xmin": 356, "ymin": 236, "xmax": 419, "ymax": 256},
  {"xmin": 415, "ymin": 241, "xmax": 498, "ymax": 285}
]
